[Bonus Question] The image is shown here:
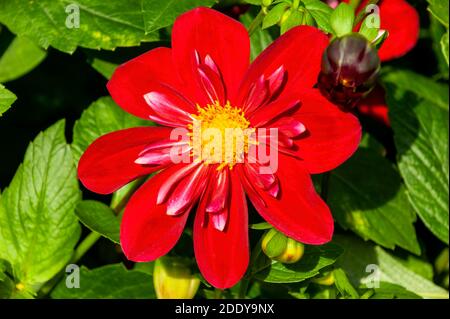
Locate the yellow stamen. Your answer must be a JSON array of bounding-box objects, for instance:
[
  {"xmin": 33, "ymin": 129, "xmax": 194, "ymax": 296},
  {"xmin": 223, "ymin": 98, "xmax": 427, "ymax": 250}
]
[{"xmin": 189, "ymin": 100, "xmax": 255, "ymax": 170}]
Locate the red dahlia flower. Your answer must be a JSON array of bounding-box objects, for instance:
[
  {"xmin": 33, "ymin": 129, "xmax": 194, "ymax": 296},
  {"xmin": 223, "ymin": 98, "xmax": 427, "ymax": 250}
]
[{"xmin": 78, "ymin": 7, "xmax": 361, "ymax": 288}]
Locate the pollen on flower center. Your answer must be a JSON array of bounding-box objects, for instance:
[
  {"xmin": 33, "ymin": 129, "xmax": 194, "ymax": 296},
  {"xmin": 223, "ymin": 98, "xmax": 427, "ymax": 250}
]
[{"xmin": 187, "ymin": 100, "xmax": 255, "ymax": 170}]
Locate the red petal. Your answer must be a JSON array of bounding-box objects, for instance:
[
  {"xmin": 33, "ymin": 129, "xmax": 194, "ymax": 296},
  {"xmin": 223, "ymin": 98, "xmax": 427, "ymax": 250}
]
[
  {"xmin": 194, "ymin": 170, "xmax": 249, "ymax": 288},
  {"xmin": 78, "ymin": 127, "xmax": 172, "ymax": 194},
  {"xmin": 377, "ymin": 0, "xmax": 420, "ymax": 61},
  {"xmin": 157, "ymin": 162, "xmax": 200, "ymax": 205},
  {"xmin": 197, "ymin": 64, "xmax": 226, "ymax": 104},
  {"xmin": 357, "ymin": 85, "xmax": 390, "ymax": 126},
  {"xmin": 291, "ymin": 89, "xmax": 361, "ymax": 174},
  {"xmin": 172, "ymin": 7, "xmax": 250, "ymax": 104},
  {"xmin": 270, "ymin": 117, "xmax": 306, "ymax": 138},
  {"xmin": 242, "ymin": 75, "xmax": 269, "ymax": 114},
  {"xmin": 266, "ymin": 65, "xmax": 286, "ymax": 98},
  {"xmin": 120, "ymin": 165, "xmax": 190, "ymax": 262},
  {"xmin": 107, "ymin": 47, "xmax": 193, "ymax": 121},
  {"xmin": 206, "ymin": 169, "xmax": 230, "ymax": 213},
  {"xmin": 237, "ymin": 26, "xmax": 328, "ymax": 106},
  {"xmin": 245, "ymin": 155, "xmax": 334, "ymax": 244},
  {"xmin": 210, "ymin": 209, "xmax": 228, "ymax": 232},
  {"xmin": 243, "ymin": 162, "xmax": 277, "ymax": 192},
  {"xmin": 166, "ymin": 165, "xmax": 210, "ymax": 216},
  {"xmin": 143, "ymin": 89, "xmax": 194, "ymax": 126},
  {"xmin": 250, "ymin": 97, "xmax": 300, "ymax": 127}
]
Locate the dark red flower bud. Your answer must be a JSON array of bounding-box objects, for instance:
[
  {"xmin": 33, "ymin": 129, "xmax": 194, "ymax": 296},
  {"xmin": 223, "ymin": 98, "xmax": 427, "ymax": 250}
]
[{"xmin": 318, "ymin": 33, "xmax": 380, "ymax": 110}]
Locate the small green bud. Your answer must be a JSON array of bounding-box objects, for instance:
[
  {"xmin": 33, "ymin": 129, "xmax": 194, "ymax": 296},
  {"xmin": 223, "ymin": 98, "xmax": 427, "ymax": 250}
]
[
  {"xmin": 312, "ymin": 271, "xmax": 335, "ymax": 286},
  {"xmin": 262, "ymin": 0, "xmax": 273, "ymax": 7},
  {"xmin": 153, "ymin": 257, "xmax": 200, "ymax": 299},
  {"xmin": 261, "ymin": 229, "xmax": 305, "ymax": 264},
  {"xmin": 275, "ymin": 237, "xmax": 305, "ymax": 264}
]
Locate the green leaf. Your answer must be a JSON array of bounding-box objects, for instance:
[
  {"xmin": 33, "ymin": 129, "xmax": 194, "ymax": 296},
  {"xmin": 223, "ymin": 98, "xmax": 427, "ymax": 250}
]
[
  {"xmin": 330, "ymin": 3, "xmax": 354, "ymax": 37},
  {"xmin": 0, "ymin": 275, "xmax": 14, "ymax": 299},
  {"xmin": 0, "ymin": 266, "xmax": 35, "ymax": 299},
  {"xmin": 0, "ymin": 36, "xmax": 47, "ymax": 83},
  {"xmin": 0, "ymin": 259, "xmax": 7, "ymax": 282},
  {"xmin": 133, "ymin": 262, "xmax": 155, "ymax": 275},
  {"xmin": 51, "ymin": 264, "xmax": 155, "ymax": 298},
  {"xmin": 254, "ymin": 244, "xmax": 343, "ymax": 283},
  {"xmin": 383, "ymin": 69, "xmax": 448, "ymax": 110},
  {"xmin": 240, "ymin": 11, "xmax": 275, "ymax": 61},
  {"xmin": 441, "ymin": 31, "xmax": 449, "ymax": 66},
  {"xmin": 280, "ymin": 9, "xmax": 303, "ymax": 34},
  {"xmin": 333, "ymin": 268, "xmax": 359, "ymax": 299},
  {"xmin": 430, "ymin": 16, "xmax": 449, "ymax": 77},
  {"xmin": 0, "ymin": 120, "xmax": 81, "ymax": 290},
  {"xmin": 301, "ymin": 0, "xmax": 333, "ymax": 34},
  {"xmin": 262, "ymin": 3, "xmax": 289, "ymax": 29},
  {"xmin": 395, "ymin": 254, "xmax": 434, "ymax": 281},
  {"xmin": 334, "ymin": 235, "xmax": 449, "ymax": 299},
  {"xmin": 0, "ymin": 0, "xmax": 164, "ymax": 53},
  {"xmin": 328, "ymin": 148, "xmax": 420, "ymax": 254},
  {"xmin": 427, "ymin": 0, "xmax": 449, "ymax": 28},
  {"xmin": 0, "ymin": 83, "xmax": 16, "ymax": 116},
  {"xmin": 0, "ymin": 0, "xmax": 210, "ymax": 54},
  {"xmin": 75, "ymin": 200, "xmax": 120, "ymax": 244},
  {"xmin": 71, "ymin": 96, "xmax": 152, "ymax": 162},
  {"xmin": 142, "ymin": 0, "xmax": 216, "ymax": 34},
  {"xmin": 435, "ymin": 248, "xmax": 449, "ymax": 274},
  {"xmin": 368, "ymin": 282, "xmax": 421, "ymax": 299},
  {"xmin": 383, "ymin": 70, "xmax": 449, "ymax": 243}
]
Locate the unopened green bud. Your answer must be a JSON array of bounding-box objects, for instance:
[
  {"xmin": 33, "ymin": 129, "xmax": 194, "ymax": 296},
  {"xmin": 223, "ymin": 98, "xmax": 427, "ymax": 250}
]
[
  {"xmin": 275, "ymin": 237, "xmax": 305, "ymax": 263},
  {"xmin": 262, "ymin": 0, "xmax": 273, "ymax": 7},
  {"xmin": 153, "ymin": 257, "xmax": 200, "ymax": 299},
  {"xmin": 312, "ymin": 271, "xmax": 335, "ymax": 286},
  {"xmin": 261, "ymin": 229, "xmax": 305, "ymax": 264}
]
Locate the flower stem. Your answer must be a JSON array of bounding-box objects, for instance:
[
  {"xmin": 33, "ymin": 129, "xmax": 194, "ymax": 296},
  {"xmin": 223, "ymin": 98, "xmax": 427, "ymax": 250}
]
[
  {"xmin": 247, "ymin": 9, "xmax": 265, "ymax": 37},
  {"xmin": 71, "ymin": 232, "xmax": 102, "ymax": 264}
]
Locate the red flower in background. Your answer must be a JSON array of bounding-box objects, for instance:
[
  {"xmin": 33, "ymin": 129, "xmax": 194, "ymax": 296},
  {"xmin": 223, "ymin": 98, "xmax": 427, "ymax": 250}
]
[
  {"xmin": 374, "ymin": 0, "xmax": 420, "ymax": 61},
  {"xmin": 78, "ymin": 8, "xmax": 361, "ymax": 288},
  {"xmin": 355, "ymin": 0, "xmax": 420, "ymax": 125}
]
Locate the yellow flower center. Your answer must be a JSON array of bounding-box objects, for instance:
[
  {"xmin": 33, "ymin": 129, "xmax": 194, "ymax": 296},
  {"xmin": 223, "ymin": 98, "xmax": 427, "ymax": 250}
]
[{"xmin": 188, "ymin": 101, "xmax": 255, "ymax": 170}]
